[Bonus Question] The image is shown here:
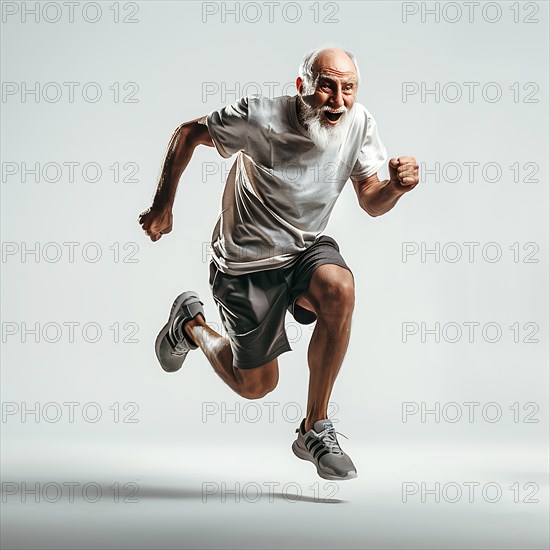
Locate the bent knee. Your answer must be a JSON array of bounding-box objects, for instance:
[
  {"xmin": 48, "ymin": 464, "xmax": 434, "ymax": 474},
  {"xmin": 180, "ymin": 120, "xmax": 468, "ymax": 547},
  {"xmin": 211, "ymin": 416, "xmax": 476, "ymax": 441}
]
[
  {"xmin": 239, "ymin": 379, "xmax": 278, "ymax": 400},
  {"xmin": 314, "ymin": 268, "xmax": 355, "ymax": 315},
  {"xmin": 237, "ymin": 361, "xmax": 279, "ymax": 400}
]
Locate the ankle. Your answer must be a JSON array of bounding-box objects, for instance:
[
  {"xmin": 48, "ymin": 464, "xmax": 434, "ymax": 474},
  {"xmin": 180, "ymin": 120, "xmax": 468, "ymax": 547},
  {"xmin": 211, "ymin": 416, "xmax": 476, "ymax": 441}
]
[
  {"xmin": 304, "ymin": 414, "xmax": 326, "ymax": 432},
  {"xmin": 183, "ymin": 315, "xmax": 203, "ymax": 346}
]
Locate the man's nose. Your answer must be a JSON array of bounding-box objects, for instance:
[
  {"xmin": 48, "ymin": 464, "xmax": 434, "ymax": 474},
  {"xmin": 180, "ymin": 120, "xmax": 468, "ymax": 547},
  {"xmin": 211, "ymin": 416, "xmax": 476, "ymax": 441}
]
[{"xmin": 329, "ymin": 87, "xmax": 344, "ymax": 108}]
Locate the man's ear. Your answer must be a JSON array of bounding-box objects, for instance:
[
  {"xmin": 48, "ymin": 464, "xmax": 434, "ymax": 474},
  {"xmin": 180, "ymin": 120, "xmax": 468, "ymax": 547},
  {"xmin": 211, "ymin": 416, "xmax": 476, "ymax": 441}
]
[{"xmin": 296, "ymin": 77, "xmax": 303, "ymax": 95}]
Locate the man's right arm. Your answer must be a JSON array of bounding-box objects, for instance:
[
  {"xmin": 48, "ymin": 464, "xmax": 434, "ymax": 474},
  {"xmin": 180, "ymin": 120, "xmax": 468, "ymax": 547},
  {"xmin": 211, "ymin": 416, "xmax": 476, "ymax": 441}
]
[{"xmin": 139, "ymin": 117, "xmax": 214, "ymax": 242}]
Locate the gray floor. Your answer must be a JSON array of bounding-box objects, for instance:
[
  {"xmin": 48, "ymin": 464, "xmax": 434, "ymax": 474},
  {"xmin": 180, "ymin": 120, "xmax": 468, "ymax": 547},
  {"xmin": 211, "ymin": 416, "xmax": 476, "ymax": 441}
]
[{"xmin": 2, "ymin": 442, "xmax": 548, "ymax": 549}]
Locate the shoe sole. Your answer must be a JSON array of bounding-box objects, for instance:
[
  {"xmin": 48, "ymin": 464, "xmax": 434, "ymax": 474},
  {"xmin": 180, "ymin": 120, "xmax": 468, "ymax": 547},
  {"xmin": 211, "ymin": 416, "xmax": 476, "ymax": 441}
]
[
  {"xmin": 155, "ymin": 291, "xmax": 201, "ymax": 373},
  {"xmin": 292, "ymin": 440, "xmax": 357, "ymax": 481}
]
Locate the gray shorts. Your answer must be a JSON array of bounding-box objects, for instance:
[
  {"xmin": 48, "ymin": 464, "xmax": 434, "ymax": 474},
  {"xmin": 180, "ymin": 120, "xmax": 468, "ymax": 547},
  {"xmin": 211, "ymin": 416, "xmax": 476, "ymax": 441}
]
[{"xmin": 208, "ymin": 235, "xmax": 352, "ymax": 369}]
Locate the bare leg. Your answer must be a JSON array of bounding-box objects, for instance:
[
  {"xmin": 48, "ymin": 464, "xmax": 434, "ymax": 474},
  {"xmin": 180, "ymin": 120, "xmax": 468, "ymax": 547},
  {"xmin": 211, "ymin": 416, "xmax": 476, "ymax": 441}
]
[
  {"xmin": 182, "ymin": 316, "xmax": 279, "ymax": 400},
  {"xmin": 295, "ymin": 264, "xmax": 355, "ymax": 431}
]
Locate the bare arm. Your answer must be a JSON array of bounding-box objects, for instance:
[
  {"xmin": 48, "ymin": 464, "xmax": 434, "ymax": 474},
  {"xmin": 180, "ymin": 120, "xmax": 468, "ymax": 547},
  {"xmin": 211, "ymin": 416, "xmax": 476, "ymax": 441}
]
[
  {"xmin": 139, "ymin": 117, "xmax": 214, "ymax": 241},
  {"xmin": 352, "ymin": 156, "xmax": 419, "ymax": 217}
]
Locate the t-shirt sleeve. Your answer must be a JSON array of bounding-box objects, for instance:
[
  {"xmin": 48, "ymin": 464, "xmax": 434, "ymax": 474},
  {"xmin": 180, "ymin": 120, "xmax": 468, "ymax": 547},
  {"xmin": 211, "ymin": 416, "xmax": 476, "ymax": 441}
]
[
  {"xmin": 350, "ymin": 112, "xmax": 387, "ymax": 181},
  {"xmin": 205, "ymin": 96, "xmax": 249, "ymax": 158}
]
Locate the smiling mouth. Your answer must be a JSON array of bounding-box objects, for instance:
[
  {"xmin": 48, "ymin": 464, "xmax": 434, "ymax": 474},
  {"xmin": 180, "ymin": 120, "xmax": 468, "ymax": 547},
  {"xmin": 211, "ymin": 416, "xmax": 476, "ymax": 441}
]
[{"xmin": 324, "ymin": 110, "xmax": 343, "ymax": 122}]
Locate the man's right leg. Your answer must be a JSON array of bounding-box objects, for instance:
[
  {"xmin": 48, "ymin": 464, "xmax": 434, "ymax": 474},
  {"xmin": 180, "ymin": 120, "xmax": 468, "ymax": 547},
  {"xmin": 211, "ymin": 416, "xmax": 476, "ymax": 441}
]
[{"xmin": 183, "ymin": 315, "xmax": 279, "ymax": 400}]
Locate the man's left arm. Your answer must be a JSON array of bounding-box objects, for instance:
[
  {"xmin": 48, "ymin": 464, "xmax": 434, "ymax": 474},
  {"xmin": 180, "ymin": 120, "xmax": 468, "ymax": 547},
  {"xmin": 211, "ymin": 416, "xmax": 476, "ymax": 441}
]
[{"xmin": 351, "ymin": 156, "xmax": 419, "ymax": 217}]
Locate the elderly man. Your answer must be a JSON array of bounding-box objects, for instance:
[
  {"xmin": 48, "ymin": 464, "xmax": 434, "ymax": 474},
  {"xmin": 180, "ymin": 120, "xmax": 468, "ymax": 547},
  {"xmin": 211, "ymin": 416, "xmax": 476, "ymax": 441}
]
[{"xmin": 139, "ymin": 47, "xmax": 419, "ymax": 480}]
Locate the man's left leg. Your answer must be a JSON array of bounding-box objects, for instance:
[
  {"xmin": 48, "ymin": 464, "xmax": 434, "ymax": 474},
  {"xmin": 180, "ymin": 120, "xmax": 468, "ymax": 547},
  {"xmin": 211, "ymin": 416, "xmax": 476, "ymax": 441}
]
[
  {"xmin": 294, "ymin": 264, "xmax": 354, "ymax": 431},
  {"xmin": 292, "ymin": 263, "xmax": 357, "ymax": 480}
]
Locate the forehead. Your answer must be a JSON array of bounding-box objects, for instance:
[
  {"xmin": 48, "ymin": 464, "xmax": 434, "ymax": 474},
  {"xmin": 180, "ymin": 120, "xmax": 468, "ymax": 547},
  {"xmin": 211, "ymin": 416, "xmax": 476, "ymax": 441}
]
[{"xmin": 312, "ymin": 51, "xmax": 357, "ymax": 83}]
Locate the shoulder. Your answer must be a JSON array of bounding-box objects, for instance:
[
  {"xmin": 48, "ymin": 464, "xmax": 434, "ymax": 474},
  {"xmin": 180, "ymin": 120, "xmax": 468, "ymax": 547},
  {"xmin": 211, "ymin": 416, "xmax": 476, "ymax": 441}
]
[
  {"xmin": 246, "ymin": 94, "xmax": 292, "ymax": 113},
  {"xmin": 350, "ymin": 102, "xmax": 381, "ymax": 142},
  {"xmin": 352, "ymin": 102, "xmax": 377, "ymax": 126},
  {"xmin": 244, "ymin": 94, "xmax": 294, "ymax": 128}
]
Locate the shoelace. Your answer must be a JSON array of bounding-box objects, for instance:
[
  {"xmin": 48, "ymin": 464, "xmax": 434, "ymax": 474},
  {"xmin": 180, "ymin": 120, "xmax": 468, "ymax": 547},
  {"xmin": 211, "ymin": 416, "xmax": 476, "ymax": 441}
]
[
  {"xmin": 172, "ymin": 339, "xmax": 190, "ymax": 356},
  {"xmin": 312, "ymin": 424, "xmax": 348, "ymax": 456}
]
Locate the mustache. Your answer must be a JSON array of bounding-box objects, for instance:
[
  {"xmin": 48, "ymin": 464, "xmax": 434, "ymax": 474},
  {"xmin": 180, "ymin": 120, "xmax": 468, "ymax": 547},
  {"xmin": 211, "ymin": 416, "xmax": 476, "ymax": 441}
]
[{"xmin": 320, "ymin": 105, "xmax": 348, "ymax": 114}]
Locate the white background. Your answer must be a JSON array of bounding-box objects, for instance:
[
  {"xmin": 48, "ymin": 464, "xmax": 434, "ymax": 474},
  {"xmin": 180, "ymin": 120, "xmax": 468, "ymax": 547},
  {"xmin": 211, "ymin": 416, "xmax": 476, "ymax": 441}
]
[{"xmin": 1, "ymin": 1, "xmax": 548, "ymax": 548}]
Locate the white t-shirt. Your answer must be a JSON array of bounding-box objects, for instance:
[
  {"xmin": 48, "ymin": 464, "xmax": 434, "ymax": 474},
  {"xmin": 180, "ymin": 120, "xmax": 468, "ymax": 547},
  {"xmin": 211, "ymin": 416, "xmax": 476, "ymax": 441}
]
[{"xmin": 206, "ymin": 94, "xmax": 387, "ymax": 275}]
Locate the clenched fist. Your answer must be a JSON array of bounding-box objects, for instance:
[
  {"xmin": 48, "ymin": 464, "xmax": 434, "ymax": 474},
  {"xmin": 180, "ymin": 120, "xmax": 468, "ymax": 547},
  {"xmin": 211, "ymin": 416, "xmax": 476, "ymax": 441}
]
[
  {"xmin": 138, "ymin": 205, "xmax": 173, "ymax": 242},
  {"xmin": 389, "ymin": 157, "xmax": 419, "ymax": 190}
]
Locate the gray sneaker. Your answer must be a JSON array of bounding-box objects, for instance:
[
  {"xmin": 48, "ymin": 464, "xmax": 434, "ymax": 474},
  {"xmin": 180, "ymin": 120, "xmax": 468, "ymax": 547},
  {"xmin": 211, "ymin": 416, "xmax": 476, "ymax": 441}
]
[
  {"xmin": 292, "ymin": 418, "xmax": 357, "ymax": 480},
  {"xmin": 155, "ymin": 291, "xmax": 205, "ymax": 373}
]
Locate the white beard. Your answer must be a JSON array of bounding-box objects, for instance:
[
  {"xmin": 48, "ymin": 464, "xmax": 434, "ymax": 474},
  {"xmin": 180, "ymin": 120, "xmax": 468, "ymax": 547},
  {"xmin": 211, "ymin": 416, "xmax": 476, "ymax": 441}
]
[{"xmin": 298, "ymin": 98, "xmax": 355, "ymax": 151}]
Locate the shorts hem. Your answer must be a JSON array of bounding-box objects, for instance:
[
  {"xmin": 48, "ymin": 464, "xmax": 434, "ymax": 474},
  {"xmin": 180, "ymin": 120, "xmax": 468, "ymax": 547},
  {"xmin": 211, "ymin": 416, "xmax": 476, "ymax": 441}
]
[{"xmin": 233, "ymin": 343, "xmax": 292, "ymax": 370}]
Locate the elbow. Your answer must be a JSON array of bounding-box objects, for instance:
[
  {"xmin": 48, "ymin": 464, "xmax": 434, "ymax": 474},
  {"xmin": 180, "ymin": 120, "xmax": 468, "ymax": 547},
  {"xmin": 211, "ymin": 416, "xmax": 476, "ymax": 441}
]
[
  {"xmin": 172, "ymin": 123, "xmax": 196, "ymax": 153},
  {"xmin": 175, "ymin": 122, "xmax": 192, "ymax": 141},
  {"xmin": 366, "ymin": 206, "xmax": 381, "ymax": 217},
  {"xmin": 361, "ymin": 199, "xmax": 381, "ymax": 218}
]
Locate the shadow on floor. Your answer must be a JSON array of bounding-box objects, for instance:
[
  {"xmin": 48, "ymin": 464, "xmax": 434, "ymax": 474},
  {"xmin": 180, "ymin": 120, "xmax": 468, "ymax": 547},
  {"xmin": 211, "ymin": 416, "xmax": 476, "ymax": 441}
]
[
  {"xmin": 137, "ymin": 485, "xmax": 348, "ymax": 504},
  {"xmin": 0, "ymin": 482, "xmax": 348, "ymax": 504}
]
